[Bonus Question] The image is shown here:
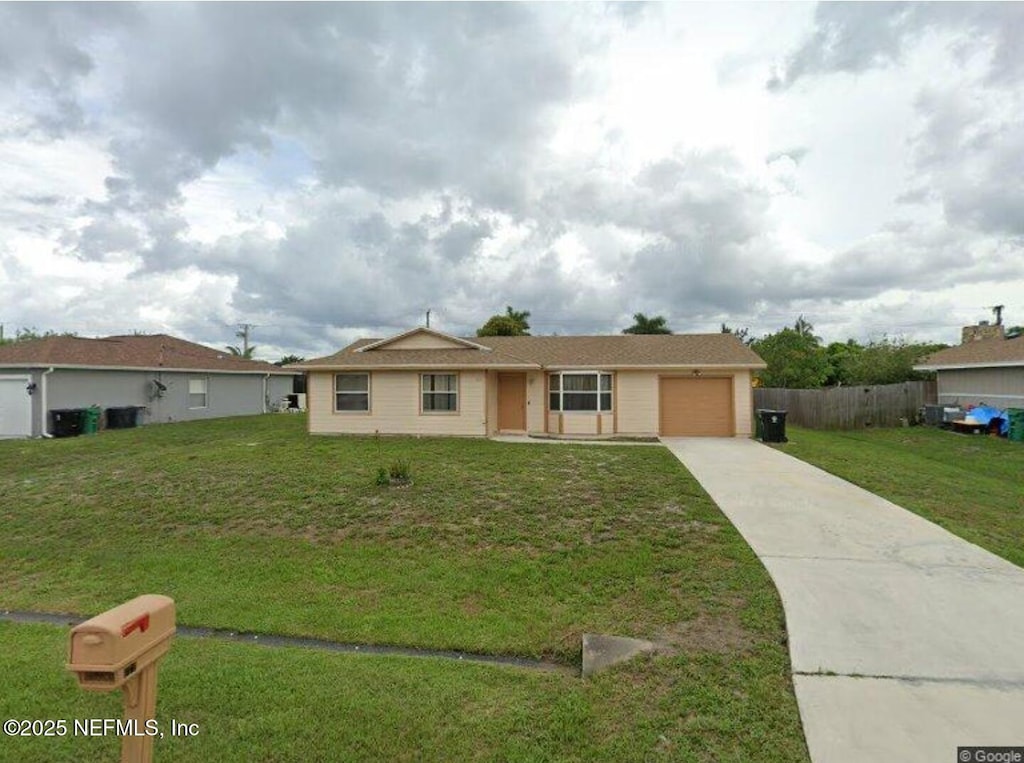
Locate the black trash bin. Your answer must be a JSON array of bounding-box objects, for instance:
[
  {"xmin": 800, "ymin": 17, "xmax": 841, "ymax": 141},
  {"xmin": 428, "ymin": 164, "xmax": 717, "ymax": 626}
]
[
  {"xmin": 107, "ymin": 406, "xmax": 145, "ymax": 429},
  {"xmin": 106, "ymin": 406, "xmax": 141, "ymax": 429},
  {"xmin": 759, "ymin": 409, "xmax": 788, "ymax": 443},
  {"xmin": 50, "ymin": 409, "xmax": 86, "ymax": 438}
]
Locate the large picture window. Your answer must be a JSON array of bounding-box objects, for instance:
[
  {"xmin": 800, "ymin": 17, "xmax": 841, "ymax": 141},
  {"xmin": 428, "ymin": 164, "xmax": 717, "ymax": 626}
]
[
  {"xmin": 335, "ymin": 373, "xmax": 370, "ymax": 412},
  {"xmin": 549, "ymin": 372, "xmax": 612, "ymax": 412},
  {"xmin": 422, "ymin": 373, "xmax": 458, "ymax": 412}
]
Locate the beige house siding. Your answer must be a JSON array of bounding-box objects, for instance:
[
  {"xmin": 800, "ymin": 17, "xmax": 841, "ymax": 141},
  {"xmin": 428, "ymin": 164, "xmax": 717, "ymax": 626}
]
[
  {"xmin": 616, "ymin": 371, "xmax": 658, "ymax": 434},
  {"xmin": 485, "ymin": 371, "xmax": 499, "ymax": 436},
  {"xmin": 937, "ymin": 367, "xmax": 1024, "ymax": 408},
  {"xmin": 560, "ymin": 413, "xmax": 599, "ymax": 436},
  {"xmin": 376, "ymin": 333, "xmax": 471, "ymax": 350},
  {"xmin": 308, "ymin": 370, "xmax": 487, "ymax": 436},
  {"xmin": 603, "ymin": 369, "xmax": 754, "ymax": 436},
  {"xmin": 733, "ymin": 370, "xmax": 754, "ymax": 436},
  {"xmin": 309, "ymin": 366, "xmax": 756, "ymax": 437},
  {"xmin": 526, "ymin": 371, "xmax": 546, "ymax": 433}
]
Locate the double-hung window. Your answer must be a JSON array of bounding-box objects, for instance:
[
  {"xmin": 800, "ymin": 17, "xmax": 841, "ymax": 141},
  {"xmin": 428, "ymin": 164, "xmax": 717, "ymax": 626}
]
[
  {"xmin": 549, "ymin": 372, "xmax": 612, "ymax": 412},
  {"xmin": 188, "ymin": 377, "xmax": 208, "ymax": 409},
  {"xmin": 422, "ymin": 373, "xmax": 458, "ymax": 412},
  {"xmin": 335, "ymin": 373, "xmax": 370, "ymax": 412}
]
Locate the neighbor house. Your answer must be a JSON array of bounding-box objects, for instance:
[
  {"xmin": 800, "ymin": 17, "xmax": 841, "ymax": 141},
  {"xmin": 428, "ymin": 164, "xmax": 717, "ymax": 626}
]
[
  {"xmin": 0, "ymin": 334, "xmax": 298, "ymax": 437},
  {"xmin": 295, "ymin": 327, "xmax": 766, "ymax": 438},
  {"xmin": 914, "ymin": 323, "xmax": 1024, "ymax": 409}
]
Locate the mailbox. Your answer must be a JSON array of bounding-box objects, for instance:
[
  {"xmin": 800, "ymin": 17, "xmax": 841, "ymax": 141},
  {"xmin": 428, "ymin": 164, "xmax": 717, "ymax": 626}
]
[
  {"xmin": 68, "ymin": 594, "xmax": 175, "ymax": 690},
  {"xmin": 67, "ymin": 595, "xmax": 175, "ymax": 763}
]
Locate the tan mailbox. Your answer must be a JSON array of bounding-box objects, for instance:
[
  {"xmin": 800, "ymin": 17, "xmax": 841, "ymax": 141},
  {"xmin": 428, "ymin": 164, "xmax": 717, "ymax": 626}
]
[{"xmin": 67, "ymin": 595, "xmax": 176, "ymax": 763}]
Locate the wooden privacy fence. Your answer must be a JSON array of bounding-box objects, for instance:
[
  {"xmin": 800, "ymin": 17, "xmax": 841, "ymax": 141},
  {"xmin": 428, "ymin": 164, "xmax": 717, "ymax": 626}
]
[{"xmin": 753, "ymin": 381, "xmax": 938, "ymax": 430}]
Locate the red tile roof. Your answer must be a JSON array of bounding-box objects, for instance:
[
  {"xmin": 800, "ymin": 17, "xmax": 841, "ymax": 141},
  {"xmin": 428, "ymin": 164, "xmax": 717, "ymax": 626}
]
[{"xmin": 0, "ymin": 334, "xmax": 294, "ymax": 373}]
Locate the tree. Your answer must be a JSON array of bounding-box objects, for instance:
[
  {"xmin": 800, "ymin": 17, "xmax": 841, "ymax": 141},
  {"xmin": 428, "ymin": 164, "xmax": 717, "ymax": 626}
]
[
  {"xmin": 227, "ymin": 345, "xmax": 257, "ymax": 359},
  {"xmin": 751, "ymin": 327, "xmax": 830, "ymax": 388},
  {"xmin": 824, "ymin": 339, "xmax": 863, "ymax": 386},
  {"xmin": 720, "ymin": 323, "xmax": 752, "ymax": 345},
  {"xmin": 841, "ymin": 337, "xmax": 947, "ymax": 385},
  {"xmin": 477, "ymin": 306, "xmax": 531, "ymax": 337},
  {"xmin": 622, "ymin": 313, "xmax": 672, "ymax": 335},
  {"xmin": 0, "ymin": 327, "xmax": 76, "ymax": 345},
  {"xmin": 275, "ymin": 355, "xmax": 305, "ymax": 366}
]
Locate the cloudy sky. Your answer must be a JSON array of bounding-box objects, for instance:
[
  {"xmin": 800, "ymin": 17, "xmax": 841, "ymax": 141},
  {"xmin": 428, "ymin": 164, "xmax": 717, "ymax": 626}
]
[{"xmin": 1, "ymin": 2, "xmax": 1022, "ymax": 360}]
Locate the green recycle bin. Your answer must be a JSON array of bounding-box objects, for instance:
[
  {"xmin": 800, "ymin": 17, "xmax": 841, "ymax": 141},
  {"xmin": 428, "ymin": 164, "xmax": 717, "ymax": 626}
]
[
  {"xmin": 82, "ymin": 406, "xmax": 102, "ymax": 435},
  {"xmin": 1008, "ymin": 408, "xmax": 1024, "ymax": 443}
]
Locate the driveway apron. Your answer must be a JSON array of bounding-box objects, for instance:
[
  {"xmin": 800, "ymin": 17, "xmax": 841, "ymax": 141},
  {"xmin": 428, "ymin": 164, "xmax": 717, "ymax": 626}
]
[{"xmin": 661, "ymin": 437, "xmax": 1024, "ymax": 763}]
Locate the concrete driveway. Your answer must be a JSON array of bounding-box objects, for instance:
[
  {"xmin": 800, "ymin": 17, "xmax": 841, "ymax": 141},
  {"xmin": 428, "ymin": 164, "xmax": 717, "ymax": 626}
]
[{"xmin": 662, "ymin": 437, "xmax": 1024, "ymax": 762}]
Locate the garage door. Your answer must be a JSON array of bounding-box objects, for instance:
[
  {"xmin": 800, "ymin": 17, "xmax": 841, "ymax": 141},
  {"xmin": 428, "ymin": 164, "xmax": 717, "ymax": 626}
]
[
  {"xmin": 0, "ymin": 376, "xmax": 32, "ymax": 437},
  {"xmin": 659, "ymin": 377, "xmax": 733, "ymax": 436}
]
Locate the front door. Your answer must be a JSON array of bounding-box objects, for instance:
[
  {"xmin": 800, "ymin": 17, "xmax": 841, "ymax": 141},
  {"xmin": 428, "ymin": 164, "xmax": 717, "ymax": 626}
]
[{"xmin": 497, "ymin": 373, "xmax": 527, "ymax": 431}]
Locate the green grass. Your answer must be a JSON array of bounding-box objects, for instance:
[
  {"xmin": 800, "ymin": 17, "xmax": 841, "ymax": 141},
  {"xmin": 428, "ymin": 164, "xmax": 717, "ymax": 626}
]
[
  {"xmin": 0, "ymin": 415, "xmax": 808, "ymax": 761},
  {"xmin": 779, "ymin": 425, "xmax": 1024, "ymax": 568}
]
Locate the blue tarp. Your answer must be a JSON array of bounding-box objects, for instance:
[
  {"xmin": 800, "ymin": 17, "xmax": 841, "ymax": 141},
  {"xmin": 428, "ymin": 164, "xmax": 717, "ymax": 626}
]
[{"xmin": 967, "ymin": 405, "xmax": 1009, "ymax": 435}]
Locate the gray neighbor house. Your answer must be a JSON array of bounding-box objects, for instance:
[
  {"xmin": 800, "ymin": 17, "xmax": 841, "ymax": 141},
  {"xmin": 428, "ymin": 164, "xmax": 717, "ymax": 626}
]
[
  {"xmin": 0, "ymin": 334, "xmax": 297, "ymax": 438},
  {"xmin": 914, "ymin": 322, "xmax": 1024, "ymax": 409}
]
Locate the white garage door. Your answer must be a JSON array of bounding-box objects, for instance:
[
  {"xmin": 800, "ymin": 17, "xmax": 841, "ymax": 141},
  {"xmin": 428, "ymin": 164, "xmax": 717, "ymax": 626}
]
[{"xmin": 0, "ymin": 376, "xmax": 32, "ymax": 437}]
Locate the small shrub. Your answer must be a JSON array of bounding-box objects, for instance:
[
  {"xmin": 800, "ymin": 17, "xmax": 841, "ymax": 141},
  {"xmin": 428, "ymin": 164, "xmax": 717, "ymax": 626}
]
[
  {"xmin": 389, "ymin": 460, "xmax": 411, "ymax": 481},
  {"xmin": 374, "ymin": 467, "xmax": 390, "ymax": 486}
]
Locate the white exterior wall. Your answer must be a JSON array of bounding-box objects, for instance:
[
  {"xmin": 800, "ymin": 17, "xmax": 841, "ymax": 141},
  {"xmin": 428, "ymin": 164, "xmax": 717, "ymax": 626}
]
[
  {"xmin": 937, "ymin": 367, "xmax": 1024, "ymax": 408},
  {"xmin": 308, "ymin": 370, "xmax": 487, "ymax": 436},
  {"xmin": 0, "ymin": 367, "xmax": 295, "ymax": 436}
]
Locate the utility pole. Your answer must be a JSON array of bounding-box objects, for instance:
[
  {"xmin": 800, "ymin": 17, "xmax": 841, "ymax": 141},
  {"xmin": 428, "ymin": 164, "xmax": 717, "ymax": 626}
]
[
  {"xmin": 425, "ymin": 309, "xmax": 431, "ymax": 328},
  {"xmin": 236, "ymin": 324, "xmax": 254, "ymax": 355}
]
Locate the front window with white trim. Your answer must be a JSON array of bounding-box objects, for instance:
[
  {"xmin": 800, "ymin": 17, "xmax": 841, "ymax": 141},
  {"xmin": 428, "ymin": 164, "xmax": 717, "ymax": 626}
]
[
  {"xmin": 549, "ymin": 372, "xmax": 612, "ymax": 412},
  {"xmin": 422, "ymin": 373, "xmax": 458, "ymax": 412},
  {"xmin": 335, "ymin": 373, "xmax": 370, "ymax": 412},
  {"xmin": 188, "ymin": 377, "xmax": 208, "ymax": 409}
]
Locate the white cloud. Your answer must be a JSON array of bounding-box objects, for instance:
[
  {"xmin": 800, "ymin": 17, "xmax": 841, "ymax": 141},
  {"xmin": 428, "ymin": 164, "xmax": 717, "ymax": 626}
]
[{"xmin": 0, "ymin": 2, "xmax": 1021, "ymax": 358}]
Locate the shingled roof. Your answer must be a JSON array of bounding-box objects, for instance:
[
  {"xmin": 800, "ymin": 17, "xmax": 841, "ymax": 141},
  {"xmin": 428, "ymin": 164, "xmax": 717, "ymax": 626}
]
[
  {"xmin": 298, "ymin": 330, "xmax": 765, "ymax": 370},
  {"xmin": 0, "ymin": 334, "xmax": 294, "ymax": 374},
  {"xmin": 915, "ymin": 335, "xmax": 1024, "ymax": 370}
]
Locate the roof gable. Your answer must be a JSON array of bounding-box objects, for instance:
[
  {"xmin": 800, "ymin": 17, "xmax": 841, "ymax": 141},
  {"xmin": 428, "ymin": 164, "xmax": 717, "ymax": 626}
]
[{"xmin": 356, "ymin": 327, "xmax": 491, "ymax": 353}]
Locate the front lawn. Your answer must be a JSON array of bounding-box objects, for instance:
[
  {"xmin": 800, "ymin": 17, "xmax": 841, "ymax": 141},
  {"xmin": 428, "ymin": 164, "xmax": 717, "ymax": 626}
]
[
  {"xmin": 779, "ymin": 425, "xmax": 1024, "ymax": 568},
  {"xmin": 0, "ymin": 415, "xmax": 808, "ymax": 761}
]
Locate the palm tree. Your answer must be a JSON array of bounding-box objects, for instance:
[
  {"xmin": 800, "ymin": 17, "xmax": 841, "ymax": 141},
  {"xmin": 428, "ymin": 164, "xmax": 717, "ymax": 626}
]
[
  {"xmin": 622, "ymin": 313, "xmax": 672, "ymax": 335},
  {"xmin": 227, "ymin": 345, "xmax": 257, "ymax": 359},
  {"xmin": 793, "ymin": 315, "xmax": 816, "ymax": 339}
]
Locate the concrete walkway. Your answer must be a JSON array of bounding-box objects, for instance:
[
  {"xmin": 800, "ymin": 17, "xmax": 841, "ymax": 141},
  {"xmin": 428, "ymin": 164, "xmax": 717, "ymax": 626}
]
[{"xmin": 662, "ymin": 437, "xmax": 1024, "ymax": 762}]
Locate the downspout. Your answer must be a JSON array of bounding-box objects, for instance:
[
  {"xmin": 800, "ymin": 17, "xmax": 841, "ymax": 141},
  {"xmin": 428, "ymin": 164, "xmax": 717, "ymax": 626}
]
[
  {"xmin": 41, "ymin": 367, "xmax": 55, "ymax": 438},
  {"xmin": 263, "ymin": 373, "xmax": 271, "ymax": 413}
]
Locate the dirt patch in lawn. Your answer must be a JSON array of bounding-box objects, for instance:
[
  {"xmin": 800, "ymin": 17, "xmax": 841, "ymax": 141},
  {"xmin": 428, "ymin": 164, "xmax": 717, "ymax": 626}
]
[{"xmin": 655, "ymin": 612, "xmax": 758, "ymax": 656}]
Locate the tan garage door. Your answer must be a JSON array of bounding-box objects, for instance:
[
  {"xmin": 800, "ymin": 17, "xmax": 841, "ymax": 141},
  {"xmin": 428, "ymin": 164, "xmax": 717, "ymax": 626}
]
[{"xmin": 659, "ymin": 377, "xmax": 734, "ymax": 436}]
